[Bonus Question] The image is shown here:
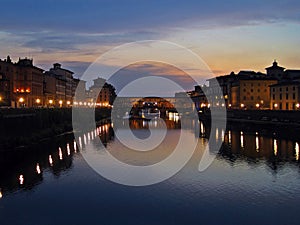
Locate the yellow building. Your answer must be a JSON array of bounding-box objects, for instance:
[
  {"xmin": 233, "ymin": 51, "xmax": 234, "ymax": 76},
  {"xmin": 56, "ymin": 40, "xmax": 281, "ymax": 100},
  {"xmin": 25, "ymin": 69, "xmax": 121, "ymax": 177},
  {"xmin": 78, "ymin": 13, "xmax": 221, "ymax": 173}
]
[
  {"xmin": 270, "ymin": 82, "xmax": 300, "ymax": 110},
  {"xmin": 222, "ymin": 70, "xmax": 278, "ymax": 110}
]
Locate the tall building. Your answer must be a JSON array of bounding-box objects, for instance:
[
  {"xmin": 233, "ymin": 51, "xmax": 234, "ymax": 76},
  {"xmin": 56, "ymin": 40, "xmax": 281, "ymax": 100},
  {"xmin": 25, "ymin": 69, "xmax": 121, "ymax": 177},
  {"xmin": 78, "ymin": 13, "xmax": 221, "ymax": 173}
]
[
  {"xmin": 0, "ymin": 56, "xmax": 14, "ymax": 107},
  {"xmin": 88, "ymin": 77, "xmax": 116, "ymax": 107},
  {"xmin": 15, "ymin": 58, "xmax": 44, "ymax": 107},
  {"xmin": 45, "ymin": 63, "xmax": 74, "ymax": 107},
  {"xmin": 0, "ymin": 56, "xmax": 44, "ymax": 108}
]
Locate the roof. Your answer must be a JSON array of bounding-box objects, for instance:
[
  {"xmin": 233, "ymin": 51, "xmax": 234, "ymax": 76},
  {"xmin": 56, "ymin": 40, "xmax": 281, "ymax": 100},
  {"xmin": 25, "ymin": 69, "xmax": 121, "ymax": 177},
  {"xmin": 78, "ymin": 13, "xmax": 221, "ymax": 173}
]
[
  {"xmin": 265, "ymin": 61, "xmax": 285, "ymax": 70},
  {"xmin": 269, "ymin": 81, "xmax": 300, "ymax": 87}
]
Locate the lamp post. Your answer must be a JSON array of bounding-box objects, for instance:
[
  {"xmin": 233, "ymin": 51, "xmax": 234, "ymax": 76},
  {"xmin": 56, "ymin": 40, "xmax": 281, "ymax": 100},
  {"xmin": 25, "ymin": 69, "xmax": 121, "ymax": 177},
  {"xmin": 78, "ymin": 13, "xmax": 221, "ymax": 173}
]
[
  {"xmin": 49, "ymin": 99, "xmax": 53, "ymax": 107},
  {"xmin": 19, "ymin": 97, "xmax": 25, "ymax": 108}
]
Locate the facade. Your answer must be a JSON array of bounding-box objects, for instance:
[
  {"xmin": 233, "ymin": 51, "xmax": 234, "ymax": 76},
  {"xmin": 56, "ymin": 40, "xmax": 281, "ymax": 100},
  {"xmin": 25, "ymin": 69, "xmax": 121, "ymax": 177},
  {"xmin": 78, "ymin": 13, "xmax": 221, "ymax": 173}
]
[
  {"xmin": 232, "ymin": 77, "xmax": 277, "ymax": 109},
  {"xmin": 88, "ymin": 77, "xmax": 116, "ymax": 107},
  {"xmin": 0, "ymin": 56, "xmax": 44, "ymax": 108},
  {"xmin": 0, "ymin": 56, "xmax": 87, "ymax": 108},
  {"xmin": 15, "ymin": 58, "xmax": 44, "ymax": 108},
  {"xmin": 45, "ymin": 63, "xmax": 74, "ymax": 107},
  {"xmin": 206, "ymin": 71, "xmax": 277, "ymax": 110},
  {"xmin": 43, "ymin": 73, "xmax": 56, "ymax": 106},
  {"xmin": 270, "ymin": 82, "xmax": 300, "ymax": 110},
  {"xmin": 186, "ymin": 85, "xmax": 208, "ymax": 111},
  {"xmin": 0, "ymin": 56, "xmax": 14, "ymax": 107}
]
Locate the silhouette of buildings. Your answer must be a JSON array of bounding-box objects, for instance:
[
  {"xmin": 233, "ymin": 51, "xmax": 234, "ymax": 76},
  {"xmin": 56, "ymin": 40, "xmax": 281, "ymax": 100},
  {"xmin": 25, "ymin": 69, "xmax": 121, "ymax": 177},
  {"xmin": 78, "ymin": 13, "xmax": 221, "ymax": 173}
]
[
  {"xmin": 189, "ymin": 60, "xmax": 300, "ymax": 111},
  {"xmin": 87, "ymin": 77, "xmax": 116, "ymax": 107},
  {"xmin": 0, "ymin": 56, "xmax": 44, "ymax": 107}
]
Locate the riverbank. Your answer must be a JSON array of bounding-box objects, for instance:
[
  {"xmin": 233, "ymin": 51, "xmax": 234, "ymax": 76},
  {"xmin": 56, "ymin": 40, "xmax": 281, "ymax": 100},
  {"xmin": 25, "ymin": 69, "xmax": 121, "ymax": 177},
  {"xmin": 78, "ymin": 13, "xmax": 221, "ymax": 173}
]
[
  {"xmin": 0, "ymin": 108, "xmax": 111, "ymax": 150},
  {"xmin": 199, "ymin": 109, "xmax": 300, "ymax": 127}
]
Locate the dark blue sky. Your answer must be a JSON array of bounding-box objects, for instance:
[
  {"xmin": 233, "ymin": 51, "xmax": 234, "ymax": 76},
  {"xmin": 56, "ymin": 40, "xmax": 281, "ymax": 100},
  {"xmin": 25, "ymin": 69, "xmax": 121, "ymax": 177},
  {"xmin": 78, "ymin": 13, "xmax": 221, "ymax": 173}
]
[{"xmin": 1, "ymin": 0, "xmax": 300, "ymax": 93}]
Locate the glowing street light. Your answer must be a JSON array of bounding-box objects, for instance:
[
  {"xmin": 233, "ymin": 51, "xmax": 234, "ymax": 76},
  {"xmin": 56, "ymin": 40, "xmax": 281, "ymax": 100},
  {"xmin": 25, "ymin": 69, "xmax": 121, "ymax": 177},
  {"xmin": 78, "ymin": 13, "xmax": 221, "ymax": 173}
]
[
  {"xmin": 240, "ymin": 103, "xmax": 245, "ymax": 108},
  {"xmin": 0, "ymin": 96, "xmax": 2, "ymax": 101},
  {"xmin": 256, "ymin": 103, "xmax": 260, "ymax": 108},
  {"xmin": 49, "ymin": 99, "xmax": 53, "ymax": 104},
  {"xmin": 296, "ymin": 103, "xmax": 300, "ymax": 109},
  {"xmin": 274, "ymin": 103, "xmax": 278, "ymax": 108},
  {"xmin": 59, "ymin": 100, "xmax": 63, "ymax": 106},
  {"xmin": 19, "ymin": 97, "xmax": 24, "ymax": 103},
  {"xmin": 36, "ymin": 98, "xmax": 41, "ymax": 104},
  {"xmin": 67, "ymin": 101, "xmax": 71, "ymax": 105}
]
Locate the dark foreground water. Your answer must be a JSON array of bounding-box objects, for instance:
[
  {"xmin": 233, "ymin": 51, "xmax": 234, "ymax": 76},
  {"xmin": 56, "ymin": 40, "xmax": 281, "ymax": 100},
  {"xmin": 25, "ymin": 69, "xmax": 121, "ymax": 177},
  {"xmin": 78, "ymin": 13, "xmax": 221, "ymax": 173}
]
[{"xmin": 0, "ymin": 118, "xmax": 300, "ymax": 225}]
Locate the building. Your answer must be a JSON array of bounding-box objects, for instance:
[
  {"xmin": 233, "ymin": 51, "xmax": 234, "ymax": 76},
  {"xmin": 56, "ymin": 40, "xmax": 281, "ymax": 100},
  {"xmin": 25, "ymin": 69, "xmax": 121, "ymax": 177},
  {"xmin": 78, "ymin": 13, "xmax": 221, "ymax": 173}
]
[
  {"xmin": 265, "ymin": 60, "xmax": 285, "ymax": 80},
  {"xmin": 231, "ymin": 75, "xmax": 277, "ymax": 109},
  {"xmin": 0, "ymin": 56, "xmax": 44, "ymax": 108},
  {"xmin": 45, "ymin": 63, "xmax": 74, "ymax": 107},
  {"xmin": 206, "ymin": 72, "xmax": 237, "ymax": 108},
  {"xmin": 43, "ymin": 73, "xmax": 56, "ymax": 106},
  {"xmin": 270, "ymin": 82, "xmax": 300, "ymax": 110},
  {"xmin": 15, "ymin": 58, "xmax": 44, "ymax": 107},
  {"xmin": 200, "ymin": 69, "xmax": 278, "ymax": 110},
  {"xmin": 0, "ymin": 56, "xmax": 14, "ymax": 107},
  {"xmin": 88, "ymin": 77, "xmax": 116, "ymax": 107},
  {"xmin": 186, "ymin": 85, "xmax": 208, "ymax": 111}
]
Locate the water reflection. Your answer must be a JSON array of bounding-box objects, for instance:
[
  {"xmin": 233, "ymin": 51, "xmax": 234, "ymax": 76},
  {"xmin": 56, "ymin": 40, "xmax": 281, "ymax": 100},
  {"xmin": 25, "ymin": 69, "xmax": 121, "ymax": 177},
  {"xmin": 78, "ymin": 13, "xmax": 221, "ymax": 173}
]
[
  {"xmin": 295, "ymin": 142, "xmax": 299, "ymax": 161},
  {"xmin": 0, "ymin": 117, "xmax": 300, "ymax": 199}
]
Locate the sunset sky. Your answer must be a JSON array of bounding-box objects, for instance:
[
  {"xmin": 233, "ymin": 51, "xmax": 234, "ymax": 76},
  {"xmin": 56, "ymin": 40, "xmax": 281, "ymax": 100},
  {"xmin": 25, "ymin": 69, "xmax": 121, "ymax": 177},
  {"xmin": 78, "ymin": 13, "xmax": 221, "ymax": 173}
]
[{"xmin": 1, "ymin": 0, "xmax": 300, "ymax": 92}]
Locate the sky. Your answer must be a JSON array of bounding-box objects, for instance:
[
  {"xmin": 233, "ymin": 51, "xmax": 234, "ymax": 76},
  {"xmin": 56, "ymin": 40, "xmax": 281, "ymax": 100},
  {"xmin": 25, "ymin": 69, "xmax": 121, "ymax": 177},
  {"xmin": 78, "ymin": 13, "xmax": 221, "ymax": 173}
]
[{"xmin": 1, "ymin": 0, "xmax": 300, "ymax": 94}]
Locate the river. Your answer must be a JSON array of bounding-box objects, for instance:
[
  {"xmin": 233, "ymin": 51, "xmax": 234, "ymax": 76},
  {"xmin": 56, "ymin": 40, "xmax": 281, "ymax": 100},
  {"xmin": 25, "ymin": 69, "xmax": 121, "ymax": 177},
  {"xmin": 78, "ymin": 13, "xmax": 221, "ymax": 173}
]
[{"xmin": 0, "ymin": 116, "xmax": 300, "ymax": 225}]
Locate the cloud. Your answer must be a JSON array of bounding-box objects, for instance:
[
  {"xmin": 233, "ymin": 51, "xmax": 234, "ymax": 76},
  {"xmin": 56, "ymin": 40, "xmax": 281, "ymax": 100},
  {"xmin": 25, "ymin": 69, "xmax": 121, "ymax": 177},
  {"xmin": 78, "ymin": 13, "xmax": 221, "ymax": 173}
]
[
  {"xmin": 1, "ymin": 0, "xmax": 300, "ymax": 34},
  {"xmin": 107, "ymin": 62, "xmax": 199, "ymax": 96}
]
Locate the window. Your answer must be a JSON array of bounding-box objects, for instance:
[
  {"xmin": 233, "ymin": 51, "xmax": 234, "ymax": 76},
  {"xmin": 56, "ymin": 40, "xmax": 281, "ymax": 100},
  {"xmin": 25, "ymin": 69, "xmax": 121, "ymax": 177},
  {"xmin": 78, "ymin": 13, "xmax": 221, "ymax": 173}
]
[
  {"xmin": 293, "ymin": 86, "xmax": 296, "ymax": 91},
  {"xmin": 251, "ymin": 96, "xmax": 254, "ymax": 100},
  {"xmin": 280, "ymin": 103, "xmax": 282, "ymax": 110},
  {"xmin": 280, "ymin": 88, "xmax": 282, "ymax": 92},
  {"xmin": 273, "ymin": 88, "xmax": 275, "ymax": 92},
  {"xmin": 286, "ymin": 87, "xmax": 289, "ymax": 91},
  {"xmin": 258, "ymin": 89, "xmax": 260, "ymax": 92},
  {"xmin": 286, "ymin": 103, "xmax": 289, "ymax": 110},
  {"xmin": 243, "ymin": 89, "xmax": 246, "ymax": 92},
  {"xmin": 280, "ymin": 94, "xmax": 282, "ymax": 100},
  {"xmin": 293, "ymin": 93, "xmax": 296, "ymax": 100},
  {"xmin": 273, "ymin": 94, "xmax": 275, "ymax": 100},
  {"xmin": 286, "ymin": 94, "xmax": 289, "ymax": 100},
  {"xmin": 251, "ymin": 89, "xmax": 253, "ymax": 92},
  {"xmin": 243, "ymin": 96, "xmax": 246, "ymax": 100}
]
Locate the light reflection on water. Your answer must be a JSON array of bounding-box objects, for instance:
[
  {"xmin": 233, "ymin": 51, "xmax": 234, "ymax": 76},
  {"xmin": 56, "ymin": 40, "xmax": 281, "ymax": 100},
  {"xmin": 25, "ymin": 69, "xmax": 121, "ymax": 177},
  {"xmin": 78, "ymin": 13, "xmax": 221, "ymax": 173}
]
[{"xmin": 0, "ymin": 118, "xmax": 300, "ymax": 224}]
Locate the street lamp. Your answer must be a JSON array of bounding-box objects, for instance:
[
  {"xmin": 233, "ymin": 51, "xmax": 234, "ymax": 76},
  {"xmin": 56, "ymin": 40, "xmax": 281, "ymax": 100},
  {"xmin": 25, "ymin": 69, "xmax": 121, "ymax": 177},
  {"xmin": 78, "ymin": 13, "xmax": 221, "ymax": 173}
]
[
  {"xmin": 240, "ymin": 103, "xmax": 245, "ymax": 108},
  {"xmin": 19, "ymin": 97, "xmax": 25, "ymax": 107},
  {"xmin": 49, "ymin": 99, "xmax": 53, "ymax": 105},
  {"xmin": 256, "ymin": 103, "xmax": 260, "ymax": 108},
  {"xmin": 59, "ymin": 100, "xmax": 63, "ymax": 107},
  {"xmin": 67, "ymin": 101, "xmax": 71, "ymax": 105},
  {"xmin": 296, "ymin": 103, "xmax": 300, "ymax": 109},
  {"xmin": 36, "ymin": 98, "xmax": 41, "ymax": 104},
  {"xmin": 19, "ymin": 97, "xmax": 24, "ymax": 103},
  {"xmin": 274, "ymin": 103, "xmax": 278, "ymax": 109}
]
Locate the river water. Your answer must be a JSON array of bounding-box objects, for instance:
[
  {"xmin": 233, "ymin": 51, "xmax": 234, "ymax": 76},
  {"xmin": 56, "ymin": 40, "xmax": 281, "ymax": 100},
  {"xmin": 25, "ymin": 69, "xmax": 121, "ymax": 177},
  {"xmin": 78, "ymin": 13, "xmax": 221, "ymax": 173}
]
[{"xmin": 0, "ymin": 116, "xmax": 300, "ymax": 225}]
